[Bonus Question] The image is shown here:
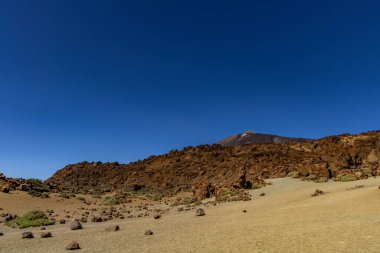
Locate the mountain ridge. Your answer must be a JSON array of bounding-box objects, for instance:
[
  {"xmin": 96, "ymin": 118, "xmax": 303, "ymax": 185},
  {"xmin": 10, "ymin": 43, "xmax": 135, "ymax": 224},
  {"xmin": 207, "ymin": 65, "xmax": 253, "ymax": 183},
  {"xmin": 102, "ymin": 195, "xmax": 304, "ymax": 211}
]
[{"xmin": 217, "ymin": 130, "xmax": 313, "ymax": 146}]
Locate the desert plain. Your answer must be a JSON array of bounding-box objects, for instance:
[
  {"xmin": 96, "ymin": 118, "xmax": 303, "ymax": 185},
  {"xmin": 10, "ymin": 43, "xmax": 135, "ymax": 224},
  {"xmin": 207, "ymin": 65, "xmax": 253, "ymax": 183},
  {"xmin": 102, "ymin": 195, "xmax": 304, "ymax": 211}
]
[{"xmin": 1, "ymin": 177, "xmax": 380, "ymax": 253}]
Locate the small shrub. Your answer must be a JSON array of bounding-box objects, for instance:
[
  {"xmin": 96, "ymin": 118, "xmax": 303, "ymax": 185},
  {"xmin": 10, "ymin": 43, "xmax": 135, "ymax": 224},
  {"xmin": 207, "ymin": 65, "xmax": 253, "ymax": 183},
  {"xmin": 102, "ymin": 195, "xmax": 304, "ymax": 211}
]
[
  {"xmin": 29, "ymin": 190, "xmax": 49, "ymax": 198},
  {"xmin": 77, "ymin": 196, "xmax": 86, "ymax": 202},
  {"xmin": 6, "ymin": 210, "xmax": 54, "ymax": 228},
  {"xmin": 58, "ymin": 192, "xmax": 76, "ymax": 199},
  {"xmin": 90, "ymin": 191, "xmax": 102, "ymax": 196},
  {"xmin": 101, "ymin": 196, "xmax": 120, "ymax": 206},
  {"xmin": 146, "ymin": 194, "xmax": 163, "ymax": 201},
  {"xmin": 341, "ymin": 174, "xmax": 357, "ymax": 182},
  {"xmin": 287, "ymin": 171, "xmax": 300, "ymax": 178},
  {"xmin": 362, "ymin": 168, "xmax": 373, "ymax": 177},
  {"xmin": 216, "ymin": 188, "xmax": 251, "ymax": 202},
  {"xmin": 25, "ymin": 179, "xmax": 49, "ymax": 192},
  {"xmin": 305, "ymin": 174, "xmax": 317, "ymax": 181},
  {"xmin": 251, "ymin": 184, "xmax": 262, "ymax": 190}
]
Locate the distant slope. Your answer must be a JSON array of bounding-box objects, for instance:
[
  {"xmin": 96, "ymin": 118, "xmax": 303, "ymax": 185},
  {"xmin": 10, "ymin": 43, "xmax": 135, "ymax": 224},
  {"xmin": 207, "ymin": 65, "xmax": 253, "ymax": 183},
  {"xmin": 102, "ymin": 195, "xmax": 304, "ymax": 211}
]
[{"xmin": 217, "ymin": 130, "xmax": 312, "ymax": 146}]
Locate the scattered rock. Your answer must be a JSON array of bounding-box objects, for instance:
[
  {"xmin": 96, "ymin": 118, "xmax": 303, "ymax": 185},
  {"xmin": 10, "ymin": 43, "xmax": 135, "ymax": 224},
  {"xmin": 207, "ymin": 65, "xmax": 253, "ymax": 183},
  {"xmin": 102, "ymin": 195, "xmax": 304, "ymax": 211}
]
[
  {"xmin": 1, "ymin": 185, "xmax": 10, "ymax": 193},
  {"xmin": 317, "ymin": 177, "xmax": 328, "ymax": 183},
  {"xmin": 22, "ymin": 232, "xmax": 34, "ymax": 239},
  {"xmin": 90, "ymin": 216, "xmax": 103, "ymax": 222},
  {"xmin": 0, "ymin": 213, "xmax": 17, "ymax": 223},
  {"xmin": 41, "ymin": 232, "xmax": 52, "ymax": 238},
  {"xmin": 41, "ymin": 227, "xmax": 46, "ymax": 230},
  {"xmin": 153, "ymin": 214, "xmax": 161, "ymax": 219},
  {"xmin": 242, "ymin": 209, "xmax": 247, "ymax": 213},
  {"xmin": 69, "ymin": 220, "xmax": 82, "ymax": 230},
  {"xmin": 105, "ymin": 225, "xmax": 119, "ymax": 232},
  {"xmin": 195, "ymin": 208, "xmax": 205, "ymax": 216},
  {"xmin": 60, "ymin": 219, "xmax": 66, "ymax": 224},
  {"xmin": 19, "ymin": 184, "xmax": 30, "ymax": 191},
  {"xmin": 259, "ymin": 193, "xmax": 265, "ymax": 196},
  {"xmin": 346, "ymin": 185, "xmax": 365, "ymax": 190},
  {"xmin": 287, "ymin": 171, "xmax": 300, "ymax": 178},
  {"xmin": 0, "ymin": 232, "xmax": 3, "ymax": 236},
  {"xmin": 66, "ymin": 241, "xmax": 80, "ymax": 250},
  {"xmin": 311, "ymin": 189, "xmax": 326, "ymax": 197},
  {"xmin": 144, "ymin": 229, "xmax": 153, "ymax": 235}
]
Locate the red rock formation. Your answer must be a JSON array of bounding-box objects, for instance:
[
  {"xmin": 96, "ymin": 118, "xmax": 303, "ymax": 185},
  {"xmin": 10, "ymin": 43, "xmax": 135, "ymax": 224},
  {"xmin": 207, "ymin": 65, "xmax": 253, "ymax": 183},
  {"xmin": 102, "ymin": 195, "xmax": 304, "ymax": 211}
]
[{"xmin": 45, "ymin": 131, "xmax": 380, "ymax": 199}]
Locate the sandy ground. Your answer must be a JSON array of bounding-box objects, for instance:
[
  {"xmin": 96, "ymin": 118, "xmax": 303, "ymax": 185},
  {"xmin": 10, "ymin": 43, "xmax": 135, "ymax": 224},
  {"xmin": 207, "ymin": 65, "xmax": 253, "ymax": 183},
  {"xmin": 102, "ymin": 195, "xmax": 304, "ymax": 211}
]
[{"xmin": 1, "ymin": 177, "xmax": 380, "ymax": 253}]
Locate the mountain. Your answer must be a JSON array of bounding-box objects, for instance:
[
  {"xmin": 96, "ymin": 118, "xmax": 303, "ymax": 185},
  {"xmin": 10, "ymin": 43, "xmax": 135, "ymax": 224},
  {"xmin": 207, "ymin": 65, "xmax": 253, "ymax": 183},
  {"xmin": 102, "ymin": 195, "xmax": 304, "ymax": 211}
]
[{"xmin": 217, "ymin": 130, "xmax": 312, "ymax": 146}]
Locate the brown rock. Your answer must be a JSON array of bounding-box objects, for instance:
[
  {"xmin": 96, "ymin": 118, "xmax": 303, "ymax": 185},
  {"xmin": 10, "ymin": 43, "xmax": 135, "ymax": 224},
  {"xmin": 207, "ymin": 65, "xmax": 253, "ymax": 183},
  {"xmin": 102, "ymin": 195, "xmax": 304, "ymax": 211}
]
[
  {"xmin": 69, "ymin": 220, "xmax": 82, "ymax": 230},
  {"xmin": 41, "ymin": 232, "xmax": 52, "ymax": 238},
  {"xmin": 90, "ymin": 216, "xmax": 103, "ymax": 222},
  {"xmin": 195, "ymin": 208, "xmax": 205, "ymax": 216},
  {"xmin": 22, "ymin": 232, "xmax": 34, "ymax": 239},
  {"xmin": 66, "ymin": 241, "xmax": 80, "ymax": 250},
  {"xmin": 144, "ymin": 229, "xmax": 153, "ymax": 235},
  {"xmin": 1, "ymin": 185, "xmax": 10, "ymax": 193},
  {"xmin": 105, "ymin": 225, "xmax": 119, "ymax": 232},
  {"xmin": 311, "ymin": 189, "xmax": 326, "ymax": 197}
]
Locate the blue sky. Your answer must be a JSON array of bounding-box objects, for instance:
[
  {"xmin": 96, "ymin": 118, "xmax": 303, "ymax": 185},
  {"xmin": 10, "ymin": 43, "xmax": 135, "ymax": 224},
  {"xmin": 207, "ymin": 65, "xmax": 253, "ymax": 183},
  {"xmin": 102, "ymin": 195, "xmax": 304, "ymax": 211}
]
[{"xmin": 0, "ymin": 0, "xmax": 379, "ymax": 179}]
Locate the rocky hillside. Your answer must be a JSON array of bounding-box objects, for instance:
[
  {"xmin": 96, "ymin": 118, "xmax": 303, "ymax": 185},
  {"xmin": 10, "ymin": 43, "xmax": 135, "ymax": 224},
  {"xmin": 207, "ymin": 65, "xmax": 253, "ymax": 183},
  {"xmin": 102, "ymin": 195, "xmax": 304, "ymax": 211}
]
[
  {"xmin": 217, "ymin": 130, "xmax": 312, "ymax": 146},
  {"xmin": 46, "ymin": 131, "xmax": 380, "ymax": 199}
]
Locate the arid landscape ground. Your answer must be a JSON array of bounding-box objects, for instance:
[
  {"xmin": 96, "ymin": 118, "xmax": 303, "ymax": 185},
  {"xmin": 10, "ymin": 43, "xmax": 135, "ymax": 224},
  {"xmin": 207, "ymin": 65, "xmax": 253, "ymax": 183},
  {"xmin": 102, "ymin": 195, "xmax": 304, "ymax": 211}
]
[
  {"xmin": 1, "ymin": 131, "xmax": 379, "ymax": 252},
  {"xmin": 1, "ymin": 177, "xmax": 380, "ymax": 252}
]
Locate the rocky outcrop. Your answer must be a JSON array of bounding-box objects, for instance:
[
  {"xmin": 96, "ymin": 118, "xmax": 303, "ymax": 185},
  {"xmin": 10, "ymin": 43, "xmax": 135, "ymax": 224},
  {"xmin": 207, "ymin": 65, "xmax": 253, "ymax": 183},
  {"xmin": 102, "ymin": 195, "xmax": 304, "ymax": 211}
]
[{"xmin": 44, "ymin": 131, "xmax": 379, "ymax": 200}]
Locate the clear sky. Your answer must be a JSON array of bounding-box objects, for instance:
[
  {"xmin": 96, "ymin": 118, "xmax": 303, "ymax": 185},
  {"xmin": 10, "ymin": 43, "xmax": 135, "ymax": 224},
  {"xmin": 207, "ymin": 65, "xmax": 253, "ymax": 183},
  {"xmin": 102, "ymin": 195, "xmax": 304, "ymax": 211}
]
[{"xmin": 1, "ymin": 0, "xmax": 379, "ymax": 179}]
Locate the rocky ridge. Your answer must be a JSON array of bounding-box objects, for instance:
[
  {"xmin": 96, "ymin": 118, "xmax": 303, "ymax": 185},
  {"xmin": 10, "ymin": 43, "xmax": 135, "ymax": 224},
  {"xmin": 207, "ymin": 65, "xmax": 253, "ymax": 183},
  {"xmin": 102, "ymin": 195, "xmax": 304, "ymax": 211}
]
[{"xmin": 45, "ymin": 131, "xmax": 380, "ymax": 200}]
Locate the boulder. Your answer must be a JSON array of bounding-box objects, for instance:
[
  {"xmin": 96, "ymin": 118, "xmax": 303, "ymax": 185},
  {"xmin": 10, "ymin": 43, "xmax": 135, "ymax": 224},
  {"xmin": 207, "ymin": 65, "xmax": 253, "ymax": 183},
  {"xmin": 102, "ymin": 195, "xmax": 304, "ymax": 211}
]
[
  {"xmin": 195, "ymin": 208, "xmax": 205, "ymax": 216},
  {"xmin": 105, "ymin": 225, "xmax": 119, "ymax": 232},
  {"xmin": 69, "ymin": 220, "xmax": 82, "ymax": 230},
  {"xmin": 66, "ymin": 241, "xmax": 80, "ymax": 250},
  {"xmin": 22, "ymin": 232, "xmax": 34, "ymax": 239},
  {"xmin": 41, "ymin": 232, "xmax": 52, "ymax": 238},
  {"xmin": 1, "ymin": 185, "xmax": 10, "ymax": 193},
  {"xmin": 144, "ymin": 229, "xmax": 153, "ymax": 235}
]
